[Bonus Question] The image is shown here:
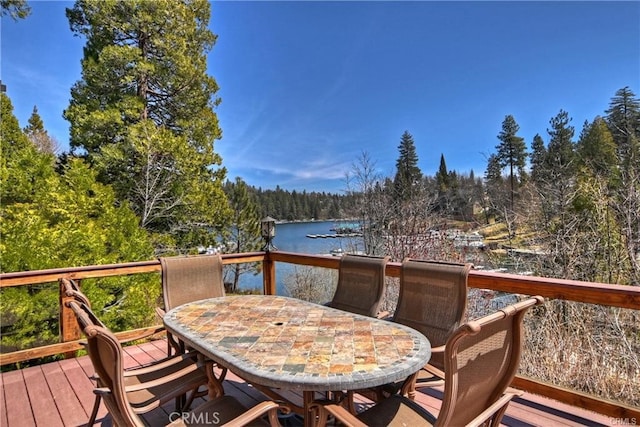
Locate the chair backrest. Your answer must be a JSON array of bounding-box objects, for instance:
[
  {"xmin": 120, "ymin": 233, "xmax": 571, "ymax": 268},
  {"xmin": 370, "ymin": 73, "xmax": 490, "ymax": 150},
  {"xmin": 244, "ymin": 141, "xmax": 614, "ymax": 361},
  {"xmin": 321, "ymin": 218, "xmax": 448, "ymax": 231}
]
[
  {"xmin": 436, "ymin": 296, "xmax": 544, "ymax": 427},
  {"xmin": 159, "ymin": 254, "xmax": 225, "ymax": 311},
  {"xmin": 66, "ymin": 300, "xmax": 145, "ymax": 427},
  {"xmin": 393, "ymin": 258, "xmax": 472, "ymax": 370},
  {"xmin": 328, "ymin": 254, "xmax": 390, "ymax": 317}
]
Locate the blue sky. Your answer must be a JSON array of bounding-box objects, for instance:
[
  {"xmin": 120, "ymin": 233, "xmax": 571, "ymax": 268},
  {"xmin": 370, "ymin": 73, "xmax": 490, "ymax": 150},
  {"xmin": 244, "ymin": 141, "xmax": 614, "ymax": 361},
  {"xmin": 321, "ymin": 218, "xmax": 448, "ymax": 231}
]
[{"xmin": 2, "ymin": 1, "xmax": 638, "ymax": 193}]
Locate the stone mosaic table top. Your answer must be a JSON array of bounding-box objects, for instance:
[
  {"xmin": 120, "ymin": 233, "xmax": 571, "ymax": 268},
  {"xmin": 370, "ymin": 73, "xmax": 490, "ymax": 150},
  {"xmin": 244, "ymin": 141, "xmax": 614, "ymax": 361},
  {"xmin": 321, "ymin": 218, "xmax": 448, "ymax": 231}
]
[{"xmin": 164, "ymin": 295, "xmax": 431, "ymax": 392}]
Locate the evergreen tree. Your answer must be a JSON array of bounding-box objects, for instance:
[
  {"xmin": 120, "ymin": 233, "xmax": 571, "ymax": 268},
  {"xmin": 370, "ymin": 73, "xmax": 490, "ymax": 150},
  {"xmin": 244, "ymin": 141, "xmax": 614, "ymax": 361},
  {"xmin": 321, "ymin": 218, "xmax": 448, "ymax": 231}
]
[
  {"xmin": 546, "ymin": 110, "xmax": 576, "ymax": 179},
  {"xmin": 495, "ymin": 115, "xmax": 527, "ymax": 212},
  {"xmin": 434, "ymin": 154, "xmax": 466, "ymax": 216},
  {"xmin": 571, "ymin": 118, "xmax": 625, "ymax": 283},
  {"xmin": 530, "ymin": 134, "xmax": 547, "ymax": 186},
  {"xmin": 393, "ymin": 131, "xmax": 422, "ymax": 202},
  {"xmin": 539, "ymin": 110, "xmax": 577, "ymax": 277},
  {"xmin": 435, "ymin": 153, "xmax": 450, "ymax": 192},
  {"xmin": 223, "ymin": 178, "xmax": 262, "ymax": 293},
  {"xmin": 483, "ymin": 153, "xmax": 506, "ymax": 220},
  {"xmin": 23, "ymin": 106, "xmax": 58, "ymax": 154},
  {"xmin": 1, "ymin": 95, "xmax": 53, "ymax": 205},
  {"xmin": 605, "ymin": 86, "xmax": 640, "ymax": 166},
  {"xmin": 23, "ymin": 105, "xmax": 44, "ymax": 133},
  {"xmin": 575, "ymin": 117, "xmax": 618, "ymax": 182},
  {"xmin": 1, "ymin": 93, "xmax": 156, "ymax": 351},
  {"xmin": 1, "ymin": 0, "xmax": 30, "ymax": 20},
  {"xmin": 64, "ymin": 0, "xmax": 229, "ymax": 248},
  {"xmin": 605, "ymin": 87, "xmax": 640, "ymax": 284}
]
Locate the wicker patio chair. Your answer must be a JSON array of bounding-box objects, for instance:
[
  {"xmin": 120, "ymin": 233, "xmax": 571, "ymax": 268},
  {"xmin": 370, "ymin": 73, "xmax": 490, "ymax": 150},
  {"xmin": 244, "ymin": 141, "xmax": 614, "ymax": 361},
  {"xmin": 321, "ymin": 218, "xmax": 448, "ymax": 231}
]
[
  {"xmin": 311, "ymin": 296, "xmax": 545, "ymax": 427},
  {"xmin": 327, "ymin": 253, "xmax": 390, "ymax": 318},
  {"xmin": 67, "ymin": 299, "xmax": 283, "ymax": 427}
]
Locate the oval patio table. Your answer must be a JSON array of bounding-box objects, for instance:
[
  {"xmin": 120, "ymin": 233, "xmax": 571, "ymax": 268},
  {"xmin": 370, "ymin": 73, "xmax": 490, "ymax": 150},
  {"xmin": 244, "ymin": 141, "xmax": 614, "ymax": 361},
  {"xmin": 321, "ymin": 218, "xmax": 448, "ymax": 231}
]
[{"xmin": 163, "ymin": 295, "xmax": 431, "ymax": 427}]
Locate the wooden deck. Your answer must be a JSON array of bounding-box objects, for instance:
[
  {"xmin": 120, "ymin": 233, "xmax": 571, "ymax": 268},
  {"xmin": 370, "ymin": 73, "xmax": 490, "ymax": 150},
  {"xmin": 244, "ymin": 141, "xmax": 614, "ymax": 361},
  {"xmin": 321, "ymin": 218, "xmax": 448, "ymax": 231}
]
[{"xmin": 1, "ymin": 339, "xmax": 614, "ymax": 427}]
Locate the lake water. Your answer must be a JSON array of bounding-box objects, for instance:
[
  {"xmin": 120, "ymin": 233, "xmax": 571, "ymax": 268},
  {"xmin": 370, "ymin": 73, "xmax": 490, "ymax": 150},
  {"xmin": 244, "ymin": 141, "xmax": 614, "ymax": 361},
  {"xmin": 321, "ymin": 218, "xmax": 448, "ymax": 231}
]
[
  {"xmin": 235, "ymin": 220, "xmax": 500, "ymax": 295},
  {"xmin": 236, "ymin": 220, "xmax": 363, "ymax": 294}
]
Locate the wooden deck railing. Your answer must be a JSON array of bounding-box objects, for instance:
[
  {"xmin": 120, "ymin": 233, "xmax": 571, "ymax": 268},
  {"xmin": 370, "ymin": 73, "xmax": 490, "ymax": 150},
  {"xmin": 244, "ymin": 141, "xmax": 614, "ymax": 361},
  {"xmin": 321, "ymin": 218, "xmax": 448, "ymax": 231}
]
[{"xmin": 1, "ymin": 250, "xmax": 639, "ymax": 420}]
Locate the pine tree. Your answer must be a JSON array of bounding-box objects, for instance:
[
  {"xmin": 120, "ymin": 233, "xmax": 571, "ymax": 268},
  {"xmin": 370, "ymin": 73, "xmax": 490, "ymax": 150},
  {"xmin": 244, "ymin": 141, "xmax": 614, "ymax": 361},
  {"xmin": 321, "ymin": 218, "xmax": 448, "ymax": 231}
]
[
  {"xmin": 529, "ymin": 134, "xmax": 547, "ymax": 186},
  {"xmin": 23, "ymin": 105, "xmax": 44, "ymax": 133},
  {"xmin": 545, "ymin": 110, "xmax": 576, "ymax": 188},
  {"xmin": 576, "ymin": 117, "xmax": 618, "ymax": 182},
  {"xmin": 64, "ymin": 0, "xmax": 229, "ymax": 247},
  {"xmin": 1, "ymin": 95, "xmax": 53, "ymax": 205},
  {"xmin": 393, "ymin": 131, "xmax": 422, "ymax": 202},
  {"xmin": 1, "ymin": 0, "xmax": 30, "ymax": 20},
  {"xmin": 23, "ymin": 106, "xmax": 58, "ymax": 154},
  {"xmin": 1, "ymin": 92, "xmax": 156, "ymax": 350},
  {"xmin": 605, "ymin": 86, "xmax": 640, "ymax": 167},
  {"xmin": 484, "ymin": 153, "xmax": 505, "ymax": 220},
  {"xmin": 223, "ymin": 178, "xmax": 262, "ymax": 293},
  {"xmin": 495, "ymin": 115, "xmax": 527, "ymax": 212},
  {"xmin": 605, "ymin": 87, "xmax": 640, "ymax": 284},
  {"xmin": 435, "ymin": 153, "xmax": 450, "ymax": 192}
]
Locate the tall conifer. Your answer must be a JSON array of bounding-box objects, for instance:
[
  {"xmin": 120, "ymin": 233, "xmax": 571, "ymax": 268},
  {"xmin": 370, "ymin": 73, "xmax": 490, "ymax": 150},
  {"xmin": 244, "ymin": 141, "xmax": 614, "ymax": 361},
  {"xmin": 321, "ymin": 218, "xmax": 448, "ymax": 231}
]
[
  {"xmin": 393, "ymin": 131, "xmax": 422, "ymax": 202},
  {"xmin": 64, "ymin": 0, "xmax": 229, "ymax": 246}
]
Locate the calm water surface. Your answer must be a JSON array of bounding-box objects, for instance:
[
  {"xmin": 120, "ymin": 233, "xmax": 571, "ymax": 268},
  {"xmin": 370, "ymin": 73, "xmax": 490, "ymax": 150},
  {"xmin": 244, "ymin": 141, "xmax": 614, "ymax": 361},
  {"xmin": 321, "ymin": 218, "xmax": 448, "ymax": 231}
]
[{"xmin": 236, "ymin": 220, "xmax": 363, "ymax": 294}]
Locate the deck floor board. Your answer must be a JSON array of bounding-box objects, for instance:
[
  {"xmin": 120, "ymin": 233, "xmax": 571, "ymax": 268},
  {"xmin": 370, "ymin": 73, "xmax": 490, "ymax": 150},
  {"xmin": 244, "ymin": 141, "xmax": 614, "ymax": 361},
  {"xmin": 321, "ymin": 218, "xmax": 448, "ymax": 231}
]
[
  {"xmin": 41, "ymin": 361, "xmax": 87, "ymax": 427},
  {"xmin": 3, "ymin": 369, "xmax": 35, "ymax": 427},
  {"xmin": 58, "ymin": 357, "xmax": 100, "ymax": 421},
  {"xmin": 0, "ymin": 340, "xmax": 616, "ymax": 427},
  {"xmin": 0, "ymin": 371, "xmax": 8, "ymax": 427},
  {"xmin": 22, "ymin": 365, "xmax": 63, "ymax": 427}
]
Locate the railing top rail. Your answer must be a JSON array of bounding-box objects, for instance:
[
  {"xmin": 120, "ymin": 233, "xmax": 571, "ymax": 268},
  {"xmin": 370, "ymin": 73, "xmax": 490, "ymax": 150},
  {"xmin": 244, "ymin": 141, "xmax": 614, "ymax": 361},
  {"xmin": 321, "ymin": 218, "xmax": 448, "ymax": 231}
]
[
  {"xmin": 1, "ymin": 250, "xmax": 639, "ymax": 309},
  {"xmin": 269, "ymin": 251, "xmax": 640, "ymax": 310},
  {"xmin": 0, "ymin": 252, "xmax": 266, "ymax": 287}
]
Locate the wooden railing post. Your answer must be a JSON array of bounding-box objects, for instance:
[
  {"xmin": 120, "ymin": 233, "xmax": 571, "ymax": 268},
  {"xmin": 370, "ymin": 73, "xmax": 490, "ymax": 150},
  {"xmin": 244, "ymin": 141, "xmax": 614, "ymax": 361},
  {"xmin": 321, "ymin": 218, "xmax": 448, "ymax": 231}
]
[
  {"xmin": 59, "ymin": 278, "xmax": 81, "ymax": 358},
  {"xmin": 262, "ymin": 252, "xmax": 276, "ymax": 295}
]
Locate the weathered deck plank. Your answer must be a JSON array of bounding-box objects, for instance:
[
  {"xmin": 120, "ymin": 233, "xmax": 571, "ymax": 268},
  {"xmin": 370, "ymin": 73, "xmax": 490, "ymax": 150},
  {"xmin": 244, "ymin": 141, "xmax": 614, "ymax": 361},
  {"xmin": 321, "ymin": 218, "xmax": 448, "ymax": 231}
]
[
  {"xmin": 40, "ymin": 361, "xmax": 87, "ymax": 426},
  {"xmin": 22, "ymin": 365, "xmax": 63, "ymax": 427},
  {"xmin": 3, "ymin": 369, "xmax": 34, "ymax": 427},
  {"xmin": 59, "ymin": 357, "xmax": 99, "ymax": 422},
  {"xmin": 0, "ymin": 340, "xmax": 618, "ymax": 427},
  {"xmin": 0, "ymin": 371, "xmax": 8, "ymax": 427}
]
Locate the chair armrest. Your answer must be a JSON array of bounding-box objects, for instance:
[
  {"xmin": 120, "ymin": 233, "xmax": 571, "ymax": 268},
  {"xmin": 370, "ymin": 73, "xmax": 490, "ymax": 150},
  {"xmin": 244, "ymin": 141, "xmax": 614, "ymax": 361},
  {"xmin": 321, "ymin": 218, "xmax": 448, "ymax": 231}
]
[
  {"xmin": 506, "ymin": 386, "xmax": 524, "ymax": 397},
  {"xmin": 93, "ymin": 387, "xmax": 111, "ymax": 396},
  {"xmin": 429, "ymin": 344, "xmax": 445, "ymax": 354},
  {"xmin": 465, "ymin": 391, "xmax": 519, "ymax": 427},
  {"xmin": 123, "ymin": 352, "xmax": 200, "ymax": 376},
  {"xmin": 377, "ymin": 310, "xmax": 391, "ymax": 320},
  {"xmin": 309, "ymin": 402, "xmax": 368, "ymax": 427},
  {"xmin": 221, "ymin": 400, "xmax": 282, "ymax": 427},
  {"xmin": 422, "ymin": 363, "xmax": 445, "ymax": 379},
  {"xmin": 155, "ymin": 306, "xmax": 166, "ymax": 319},
  {"xmin": 123, "ymin": 362, "xmax": 204, "ymax": 392},
  {"xmin": 121, "ymin": 325, "xmax": 166, "ymax": 345}
]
